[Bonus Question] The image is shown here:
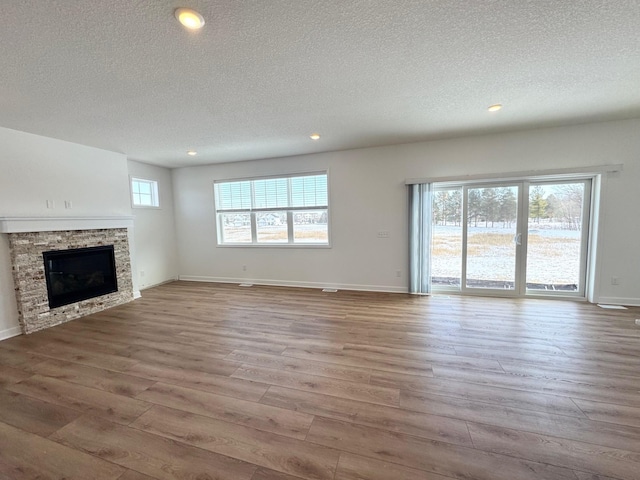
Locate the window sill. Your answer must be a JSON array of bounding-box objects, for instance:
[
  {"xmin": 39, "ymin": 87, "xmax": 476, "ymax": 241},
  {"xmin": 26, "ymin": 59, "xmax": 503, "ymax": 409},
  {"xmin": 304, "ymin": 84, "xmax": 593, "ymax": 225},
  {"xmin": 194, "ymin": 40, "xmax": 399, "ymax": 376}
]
[
  {"xmin": 216, "ymin": 243, "xmax": 331, "ymax": 249},
  {"xmin": 131, "ymin": 205, "xmax": 161, "ymax": 210}
]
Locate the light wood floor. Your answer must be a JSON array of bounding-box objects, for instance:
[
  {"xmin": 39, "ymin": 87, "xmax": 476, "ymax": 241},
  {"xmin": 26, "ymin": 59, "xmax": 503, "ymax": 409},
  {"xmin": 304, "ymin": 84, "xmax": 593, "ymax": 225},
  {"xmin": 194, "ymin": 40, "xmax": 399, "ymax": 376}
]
[{"xmin": 1, "ymin": 282, "xmax": 640, "ymax": 480}]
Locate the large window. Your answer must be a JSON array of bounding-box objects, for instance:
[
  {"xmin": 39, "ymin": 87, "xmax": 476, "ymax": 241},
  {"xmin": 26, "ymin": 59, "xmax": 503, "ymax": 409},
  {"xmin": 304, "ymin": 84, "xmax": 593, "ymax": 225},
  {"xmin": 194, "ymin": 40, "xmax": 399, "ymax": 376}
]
[{"xmin": 214, "ymin": 173, "xmax": 329, "ymax": 246}]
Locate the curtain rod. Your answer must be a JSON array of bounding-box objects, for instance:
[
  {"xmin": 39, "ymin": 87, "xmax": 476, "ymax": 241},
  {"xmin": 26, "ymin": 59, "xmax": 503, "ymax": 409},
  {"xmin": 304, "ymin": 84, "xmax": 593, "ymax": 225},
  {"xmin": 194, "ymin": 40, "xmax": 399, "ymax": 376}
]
[{"xmin": 405, "ymin": 164, "xmax": 623, "ymax": 185}]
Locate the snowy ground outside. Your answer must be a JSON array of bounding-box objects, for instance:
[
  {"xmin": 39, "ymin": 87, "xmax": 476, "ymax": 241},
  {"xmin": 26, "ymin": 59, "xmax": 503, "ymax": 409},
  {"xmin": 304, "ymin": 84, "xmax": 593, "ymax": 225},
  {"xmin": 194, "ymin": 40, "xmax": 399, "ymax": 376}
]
[{"xmin": 432, "ymin": 225, "xmax": 582, "ymax": 288}]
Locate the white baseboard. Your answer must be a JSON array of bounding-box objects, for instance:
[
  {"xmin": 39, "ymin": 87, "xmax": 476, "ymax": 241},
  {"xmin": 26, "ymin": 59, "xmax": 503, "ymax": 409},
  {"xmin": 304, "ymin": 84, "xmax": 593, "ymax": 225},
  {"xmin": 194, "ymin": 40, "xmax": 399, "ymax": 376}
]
[
  {"xmin": 596, "ymin": 296, "xmax": 640, "ymax": 307},
  {"xmin": 139, "ymin": 278, "xmax": 179, "ymax": 293},
  {"xmin": 133, "ymin": 290, "xmax": 142, "ymax": 299},
  {"xmin": 0, "ymin": 325, "xmax": 22, "ymax": 341},
  {"xmin": 177, "ymin": 275, "xmax": 407, "ymax": 294}
]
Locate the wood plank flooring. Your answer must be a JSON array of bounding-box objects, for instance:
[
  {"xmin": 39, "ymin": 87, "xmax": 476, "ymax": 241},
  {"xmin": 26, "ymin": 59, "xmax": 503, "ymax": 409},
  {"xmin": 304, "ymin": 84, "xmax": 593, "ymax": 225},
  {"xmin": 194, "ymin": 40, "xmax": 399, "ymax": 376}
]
[{"xmin": 1, "ymin": 281, "xmax": 640, "ymax": 480}]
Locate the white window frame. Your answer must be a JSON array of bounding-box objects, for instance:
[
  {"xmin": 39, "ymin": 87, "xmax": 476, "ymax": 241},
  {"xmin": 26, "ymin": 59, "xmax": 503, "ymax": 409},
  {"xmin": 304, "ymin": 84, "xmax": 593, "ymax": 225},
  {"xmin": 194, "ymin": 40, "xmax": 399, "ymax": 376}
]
[
  {"xmin": 130, "ymin": 177, "xmax": 160, "ymax": 208},
  {"xmin": 214, "ymin": 172, "xmax": 330, "ymax": 247}
]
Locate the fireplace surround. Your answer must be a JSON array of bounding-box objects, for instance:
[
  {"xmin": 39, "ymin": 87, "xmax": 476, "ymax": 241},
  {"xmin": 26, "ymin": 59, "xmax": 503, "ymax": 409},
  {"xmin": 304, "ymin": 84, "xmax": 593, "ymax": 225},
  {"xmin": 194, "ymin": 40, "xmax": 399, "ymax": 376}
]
[{"xmin": 2, "ymin": 218, "xmax": 134, "ymax": 334}]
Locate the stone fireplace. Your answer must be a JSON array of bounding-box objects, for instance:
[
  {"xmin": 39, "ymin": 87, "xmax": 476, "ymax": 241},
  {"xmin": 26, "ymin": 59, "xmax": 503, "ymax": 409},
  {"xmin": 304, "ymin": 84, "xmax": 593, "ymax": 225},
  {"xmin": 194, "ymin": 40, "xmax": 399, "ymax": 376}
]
[{"xmin": 1, "ymin": 217, "xmax": 135, "ymax": 334}]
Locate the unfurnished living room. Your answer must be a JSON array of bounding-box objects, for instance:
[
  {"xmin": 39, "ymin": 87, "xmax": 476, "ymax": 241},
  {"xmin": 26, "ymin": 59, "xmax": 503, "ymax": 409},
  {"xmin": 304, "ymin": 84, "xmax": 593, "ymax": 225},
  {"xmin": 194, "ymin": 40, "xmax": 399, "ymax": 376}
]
[{"xmin": 1, "ymin": 2, "xmax": 640, "ymax": 479}]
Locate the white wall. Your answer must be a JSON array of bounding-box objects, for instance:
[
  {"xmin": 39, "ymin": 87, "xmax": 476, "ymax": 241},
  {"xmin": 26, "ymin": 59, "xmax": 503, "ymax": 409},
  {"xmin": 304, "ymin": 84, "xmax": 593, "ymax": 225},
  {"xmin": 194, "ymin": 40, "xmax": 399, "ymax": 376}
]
[
  {"xmin": 127, "ymin": 160, "xmax": 178, "ymax": 291},
  {"xmin": 173, "ymin": 118, "xmax": 640, "ymax": 304},
  {"xmin": 0, "ymin": 234, "xmax": 20, "ymax": 339},
  {"xmin": 0, "ymin": 126, "xmax": 132, "ymax": 338}
]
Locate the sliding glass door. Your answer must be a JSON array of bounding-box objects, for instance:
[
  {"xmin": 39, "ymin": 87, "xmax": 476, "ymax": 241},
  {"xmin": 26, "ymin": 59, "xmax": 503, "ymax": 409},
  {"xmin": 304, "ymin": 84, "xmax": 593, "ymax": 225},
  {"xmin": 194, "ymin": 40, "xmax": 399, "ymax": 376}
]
[
  {"xmin": 524, "ymin": 180, "xmax": 591, "ymax": 295},
  {"xmin": 464, "ymin": 184, "xmax": 521, "ymax": 294},
  {"xmin": 431, "ymin": 178, "xmax": 591, "ymax": 298}
]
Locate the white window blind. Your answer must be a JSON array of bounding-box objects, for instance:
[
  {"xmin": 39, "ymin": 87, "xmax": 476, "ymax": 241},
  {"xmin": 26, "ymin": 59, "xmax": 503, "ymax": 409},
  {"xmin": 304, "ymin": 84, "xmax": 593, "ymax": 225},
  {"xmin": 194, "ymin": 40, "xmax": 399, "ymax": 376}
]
[
  {"xmin": 253, "ymin": 178, "xmax": 289, "ymax": 209},
  {"xmin": 215, "ymin": 181, "xmax": 252, "ymax": 210},
  {"xmin": 291, "ymin": 175, "xmax": 328, "ymax": 207}
]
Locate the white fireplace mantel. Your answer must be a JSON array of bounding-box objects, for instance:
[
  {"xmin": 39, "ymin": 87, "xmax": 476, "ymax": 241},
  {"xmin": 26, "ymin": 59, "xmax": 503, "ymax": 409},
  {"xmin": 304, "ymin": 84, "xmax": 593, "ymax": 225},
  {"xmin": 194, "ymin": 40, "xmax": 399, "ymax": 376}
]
[{"xmin": 0, "ymin": 216, "xmax": 135, "ymax": 233}]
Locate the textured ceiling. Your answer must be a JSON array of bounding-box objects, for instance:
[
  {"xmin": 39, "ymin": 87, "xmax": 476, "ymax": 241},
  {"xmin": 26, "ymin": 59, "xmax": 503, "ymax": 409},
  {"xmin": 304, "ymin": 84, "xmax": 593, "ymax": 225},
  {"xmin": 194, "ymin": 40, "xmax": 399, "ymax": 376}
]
[{"xmin": 2, "ymin": 1, "xmax": 640, "ymax": 168}]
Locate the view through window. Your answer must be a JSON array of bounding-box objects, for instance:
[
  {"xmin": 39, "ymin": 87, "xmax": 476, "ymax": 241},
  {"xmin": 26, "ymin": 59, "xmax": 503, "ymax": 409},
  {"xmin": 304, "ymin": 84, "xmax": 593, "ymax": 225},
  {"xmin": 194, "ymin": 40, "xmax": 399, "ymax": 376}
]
[
  {"xmin": 430, "ymin": 178, "xmax": 591, "ymax": 296},
  {"xmin": 131, "ymin": 178, "xmax": 159, "ymax": 207},
  {"xmin": 214, "ymin": 173, "xmax": 329, "ymax": 245}
]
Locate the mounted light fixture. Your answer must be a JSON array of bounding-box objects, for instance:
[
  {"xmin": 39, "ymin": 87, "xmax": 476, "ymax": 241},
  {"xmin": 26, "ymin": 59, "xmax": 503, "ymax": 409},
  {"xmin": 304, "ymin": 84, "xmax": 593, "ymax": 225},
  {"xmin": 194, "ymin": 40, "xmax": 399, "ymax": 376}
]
[
  {"xmin": 187, "ymin": 150, "xmax": 198, "ymax": 156},
  {"xmin": 310, "ymin": 133, "xmax": 321, "ymax": 140},
  {"xmin": 175, "ymin": 8, "xmax": 205, "ymax": 30},
  {"xmin": 488, "ymin": 104, "xmax": 503, "ymax": 112}
]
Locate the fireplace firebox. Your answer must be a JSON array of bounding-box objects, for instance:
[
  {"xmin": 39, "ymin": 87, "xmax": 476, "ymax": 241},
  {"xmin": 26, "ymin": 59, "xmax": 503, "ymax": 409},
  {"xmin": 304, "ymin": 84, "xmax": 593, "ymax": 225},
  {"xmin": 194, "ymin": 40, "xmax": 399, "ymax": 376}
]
[{"xmin": 43, "ymin": 245, "xmax": 118, "ymax": 308}]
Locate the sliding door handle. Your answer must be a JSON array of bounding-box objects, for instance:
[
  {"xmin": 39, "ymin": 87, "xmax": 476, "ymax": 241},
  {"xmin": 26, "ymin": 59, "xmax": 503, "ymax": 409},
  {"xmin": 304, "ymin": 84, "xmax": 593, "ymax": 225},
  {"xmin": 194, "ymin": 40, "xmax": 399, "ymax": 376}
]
[{"xmin": 513, "ymin": 233, "xmax": 522, "ymax": 245}]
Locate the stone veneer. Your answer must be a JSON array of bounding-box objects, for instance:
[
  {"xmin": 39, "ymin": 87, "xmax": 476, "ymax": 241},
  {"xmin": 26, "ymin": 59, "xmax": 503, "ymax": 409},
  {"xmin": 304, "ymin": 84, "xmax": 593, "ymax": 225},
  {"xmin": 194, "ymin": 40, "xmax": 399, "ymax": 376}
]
[{"xmin": 8, "ymin": 228, "xmax": 134, "ymax": 334}]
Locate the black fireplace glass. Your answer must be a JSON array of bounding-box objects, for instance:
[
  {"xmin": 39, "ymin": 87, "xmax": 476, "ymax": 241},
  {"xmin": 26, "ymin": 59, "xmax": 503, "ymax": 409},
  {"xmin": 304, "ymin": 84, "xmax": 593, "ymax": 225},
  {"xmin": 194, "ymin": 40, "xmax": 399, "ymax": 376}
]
[{"xmin": 43, "ymin": 245, "xmax": 118, "ymax": 308}]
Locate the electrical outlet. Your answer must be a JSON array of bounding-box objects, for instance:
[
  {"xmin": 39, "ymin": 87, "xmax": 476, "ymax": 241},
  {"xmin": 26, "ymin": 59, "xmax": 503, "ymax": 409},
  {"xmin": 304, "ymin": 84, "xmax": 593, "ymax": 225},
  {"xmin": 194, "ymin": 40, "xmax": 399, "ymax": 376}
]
[
  {"xmin": 46, "ymin": 200, "xmax": 55, "ymax": 209},
  {"xmin": 396, "ymin": 270, "xmax": 402, "ymax": 277},
  {"xmin": 611, "ymin": 277, "xmax": 620, "ymax": 285},
  {"xmin": 64, "ymin": 200, "xmax": 72, "ymax": 209},
  {"xmin": 242, "ymin": 265, "xmax": 247, "ymax": 271},
  {"xmin": 140, "ymin": 270, "xmax": 145, "ymax": 277}
]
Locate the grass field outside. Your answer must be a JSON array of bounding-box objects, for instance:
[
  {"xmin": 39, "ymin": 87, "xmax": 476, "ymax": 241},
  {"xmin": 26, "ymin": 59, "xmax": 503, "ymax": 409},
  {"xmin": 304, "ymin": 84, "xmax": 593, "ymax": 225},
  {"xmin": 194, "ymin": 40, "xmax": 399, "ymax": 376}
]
[{"xmin": 222, "ymin": 224, "xmax": 328, "ymax": 244}]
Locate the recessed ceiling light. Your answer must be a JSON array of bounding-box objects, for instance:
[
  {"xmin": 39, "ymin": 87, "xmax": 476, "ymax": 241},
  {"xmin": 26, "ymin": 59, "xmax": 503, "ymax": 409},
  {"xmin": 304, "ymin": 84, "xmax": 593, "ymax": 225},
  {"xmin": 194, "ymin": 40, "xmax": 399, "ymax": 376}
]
[
  {"xmin": 310, "ymin": 133, "xmax": 321, "ymax": 140},
  {"xmin": 187, "ymin": 150, "xmax": 197, "ymax": 156},
  {"xmin": 175, "ymin": 8, "xmax": 205, "ymax": 30},
  {"xmin": 488, "ymin": 104, "xmax": 503, "ymax": 112}
]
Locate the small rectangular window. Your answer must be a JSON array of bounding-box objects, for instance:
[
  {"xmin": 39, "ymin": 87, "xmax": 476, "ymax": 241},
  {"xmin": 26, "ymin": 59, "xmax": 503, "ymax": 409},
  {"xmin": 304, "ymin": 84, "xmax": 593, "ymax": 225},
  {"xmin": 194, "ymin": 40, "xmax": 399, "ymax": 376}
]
[
  {"xmin": 131, "ymin": 178, "xmax": 159, "ymax": 208},
  {"xmin": 214, "ymin": 172, "xmax": 329, "ymax": 246}
]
